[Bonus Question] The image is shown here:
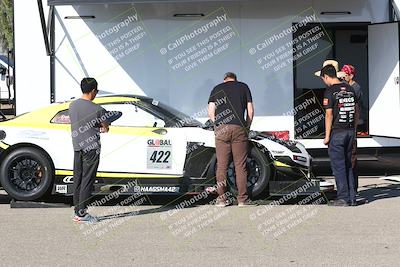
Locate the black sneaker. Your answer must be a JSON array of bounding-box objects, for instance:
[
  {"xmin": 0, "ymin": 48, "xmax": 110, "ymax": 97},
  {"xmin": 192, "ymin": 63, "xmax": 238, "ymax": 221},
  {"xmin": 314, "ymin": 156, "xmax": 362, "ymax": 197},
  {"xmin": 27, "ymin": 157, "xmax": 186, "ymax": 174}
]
[
  {"xmin": 349, "ymin": 200, "xmax": 357, "ymax": 206},
  {"xmin": 328, "ymin": 199, "xmax": 349, "ymax": 207}
]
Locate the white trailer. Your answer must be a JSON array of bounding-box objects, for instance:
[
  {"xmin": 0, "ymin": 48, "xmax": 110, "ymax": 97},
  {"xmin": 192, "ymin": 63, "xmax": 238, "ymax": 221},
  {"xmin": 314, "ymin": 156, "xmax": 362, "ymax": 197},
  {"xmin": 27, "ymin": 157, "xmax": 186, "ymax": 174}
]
[{"xmin": 13, "ymin": 0, "xmax": 400, "ymax": 157}]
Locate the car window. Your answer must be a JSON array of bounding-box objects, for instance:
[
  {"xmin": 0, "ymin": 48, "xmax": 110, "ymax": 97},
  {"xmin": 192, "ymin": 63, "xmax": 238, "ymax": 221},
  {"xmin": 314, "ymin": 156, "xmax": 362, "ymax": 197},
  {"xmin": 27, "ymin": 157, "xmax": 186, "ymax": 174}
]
[
  {"xmin": 101, "ymin": 103, "xmax": 166, "ymax": 127},
  {"xmin": 51, "ymin": 110, "xmax": 70, "ymax": 124},
  {"xmin": 50, "ymin": 103, "xmax": 167, "ymax": 127}
]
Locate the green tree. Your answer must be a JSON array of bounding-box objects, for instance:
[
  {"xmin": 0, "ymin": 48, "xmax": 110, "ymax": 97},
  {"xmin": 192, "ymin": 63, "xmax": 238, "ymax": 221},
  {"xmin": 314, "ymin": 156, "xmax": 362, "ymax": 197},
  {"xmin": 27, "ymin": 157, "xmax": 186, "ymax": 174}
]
[{"xmin": 0, "ymin": 0, "xmax": 13, "ymax": 50}]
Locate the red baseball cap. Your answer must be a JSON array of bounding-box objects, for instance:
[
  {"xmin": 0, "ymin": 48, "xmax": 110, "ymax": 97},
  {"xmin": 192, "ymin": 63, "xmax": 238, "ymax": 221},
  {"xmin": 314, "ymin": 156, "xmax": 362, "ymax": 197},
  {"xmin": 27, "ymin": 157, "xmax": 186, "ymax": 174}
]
[{"xmin": 341, "ymin": 64, "xmax": 356, "ymax": 75}]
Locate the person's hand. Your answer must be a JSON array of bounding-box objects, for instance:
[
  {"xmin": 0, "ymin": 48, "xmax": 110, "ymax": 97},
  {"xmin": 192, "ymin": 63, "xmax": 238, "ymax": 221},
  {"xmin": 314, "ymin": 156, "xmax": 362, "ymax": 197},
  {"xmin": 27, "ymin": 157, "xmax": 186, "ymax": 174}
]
[
  {"xmin": 323, "ymin": 136, "xmax": 330, "ymax": 146},
  {"xmin": 100, "ymin": 124, "xmax": 109, "ymax": 133}
]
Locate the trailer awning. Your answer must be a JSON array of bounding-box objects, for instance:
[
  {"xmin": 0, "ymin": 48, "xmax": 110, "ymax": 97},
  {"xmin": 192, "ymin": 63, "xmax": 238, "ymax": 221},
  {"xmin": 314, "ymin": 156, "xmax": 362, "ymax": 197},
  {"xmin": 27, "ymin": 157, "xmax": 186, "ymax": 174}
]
[{"xmin": 48, "ymin": 0, "xmax": 241, "ymax": 5}]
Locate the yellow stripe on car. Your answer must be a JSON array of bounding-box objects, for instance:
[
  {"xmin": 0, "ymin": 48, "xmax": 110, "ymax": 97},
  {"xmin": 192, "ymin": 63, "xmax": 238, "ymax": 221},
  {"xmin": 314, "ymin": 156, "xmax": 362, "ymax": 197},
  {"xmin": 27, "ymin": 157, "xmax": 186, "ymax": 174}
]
[
  {"xmin": 0, "ymin": 142, "xmax": 9, "ymax": 150},
  {"xmin": 107, "ymin": 127, "xmax": 161, "ymax": 137},
  {"xmin": 55, "ymin": 170, "xmax": 180, "ymax": 179},
  {"xmin": 273, "ymin": 161, "xmax": 291, "ymax": 168}
]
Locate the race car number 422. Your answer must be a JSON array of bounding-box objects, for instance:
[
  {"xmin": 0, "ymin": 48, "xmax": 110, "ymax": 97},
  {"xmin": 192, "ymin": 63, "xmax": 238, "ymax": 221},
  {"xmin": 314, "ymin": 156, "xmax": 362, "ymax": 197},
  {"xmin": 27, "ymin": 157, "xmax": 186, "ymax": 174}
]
[{"xmin": 147, "ymin": 139, "xmax": 172, "ymax": 169}]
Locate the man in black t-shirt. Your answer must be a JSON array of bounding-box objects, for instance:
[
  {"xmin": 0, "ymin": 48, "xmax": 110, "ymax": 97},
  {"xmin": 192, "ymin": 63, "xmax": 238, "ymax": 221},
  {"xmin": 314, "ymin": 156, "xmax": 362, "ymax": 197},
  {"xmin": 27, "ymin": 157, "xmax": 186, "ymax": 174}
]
[
  {"xmin": 320, "ymin": 65, "xmax": 360, "ymax": 207},
  {"xmin": 208, "ymin": 72, "xmax": 254, "ymax": 207}
]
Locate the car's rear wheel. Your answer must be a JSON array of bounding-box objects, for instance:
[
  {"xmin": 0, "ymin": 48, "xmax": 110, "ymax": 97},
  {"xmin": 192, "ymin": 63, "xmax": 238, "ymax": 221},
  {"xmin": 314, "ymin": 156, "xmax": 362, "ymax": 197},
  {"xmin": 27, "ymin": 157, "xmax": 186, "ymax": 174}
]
[{"xmin": 0, "ymin": 147, "xmax": 54, "ymax": 201}]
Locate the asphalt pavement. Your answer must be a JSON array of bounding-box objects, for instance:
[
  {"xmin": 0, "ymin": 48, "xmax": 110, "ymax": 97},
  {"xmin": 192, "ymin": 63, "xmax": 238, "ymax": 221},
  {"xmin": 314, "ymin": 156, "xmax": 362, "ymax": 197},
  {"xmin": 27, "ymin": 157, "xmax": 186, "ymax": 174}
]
[{"xmin": 1, "ymin": 177, "xmax": 400, "ymax": 266}]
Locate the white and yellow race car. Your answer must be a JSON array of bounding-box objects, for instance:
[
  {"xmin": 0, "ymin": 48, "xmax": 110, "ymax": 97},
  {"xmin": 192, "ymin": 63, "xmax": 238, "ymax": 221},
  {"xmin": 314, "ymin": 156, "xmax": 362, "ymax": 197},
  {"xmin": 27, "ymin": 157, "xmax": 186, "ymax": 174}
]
[{"xmin": 0, "ymin": 95, "xmax": 329, "ymax": 201}]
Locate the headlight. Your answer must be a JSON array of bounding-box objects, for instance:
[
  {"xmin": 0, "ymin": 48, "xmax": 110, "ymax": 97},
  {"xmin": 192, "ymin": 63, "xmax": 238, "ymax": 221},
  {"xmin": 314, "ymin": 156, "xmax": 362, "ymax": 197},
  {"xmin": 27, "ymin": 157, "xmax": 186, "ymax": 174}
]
[
  {"xmin": 277, "ymin": 139, "xmax": 302, "ymax": 153},
  {"xmin": 251, "ymin": 131, "xmax": 302, "ymax": 153},
  {"xmin": 293, "ymin": 155, "xmax": 307, "ymax": 162}
]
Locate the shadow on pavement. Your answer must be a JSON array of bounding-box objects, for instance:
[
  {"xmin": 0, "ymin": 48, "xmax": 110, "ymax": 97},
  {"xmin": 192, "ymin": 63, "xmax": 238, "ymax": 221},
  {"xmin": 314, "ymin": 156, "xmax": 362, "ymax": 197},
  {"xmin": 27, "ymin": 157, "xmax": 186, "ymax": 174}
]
[
  {"xmin": 97, "ymin": 205, "xmax": 185, "ymax": 221},
  {"xmin": 358, "ymin": 182, "xmax": 400, "ymax": 204},
  {"xmin": 0, "ymin": 190, "xmax": 10, "ymax": 204},
  {"xmin": 7, "ymin": 184, "xmax": 399, "ymax": 211},
  {"xmin": 0, "ymin": 190, "xmax": 334, "ymax": 207},
  {"xmin": 92, "ymin": 194, "xmax": 221, "ymax": 221},
  {"xmin": 2, "ymin": 179, "xmax": 400, "ymax": 214}
]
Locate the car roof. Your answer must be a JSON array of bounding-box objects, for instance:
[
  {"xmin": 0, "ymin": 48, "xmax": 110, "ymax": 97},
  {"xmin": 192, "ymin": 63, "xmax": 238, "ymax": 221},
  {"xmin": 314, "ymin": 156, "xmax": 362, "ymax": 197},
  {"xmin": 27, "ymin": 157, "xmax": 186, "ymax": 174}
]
[
  {"xmin": 95, "ymin": 94, "xmax": 154, "ymax": 104},
  {"xmin": 58, "ymin": 94, "xmax": 153, "ymax": 104},
  {"xmin": 97, "ymin": 94, "xmax": 153, "ymax": 101},
  {"xmin": 1, "ymin": 94, "xmax": 155, "ymax": 127}
]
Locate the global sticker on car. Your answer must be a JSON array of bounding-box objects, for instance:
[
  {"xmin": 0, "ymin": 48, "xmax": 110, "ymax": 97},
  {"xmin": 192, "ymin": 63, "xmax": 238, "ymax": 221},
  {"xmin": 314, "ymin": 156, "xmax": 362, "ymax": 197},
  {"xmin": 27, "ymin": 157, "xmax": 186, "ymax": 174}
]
[{"xmin": 147, "ymin": 139, "xmax": 172, "ymax": 169}]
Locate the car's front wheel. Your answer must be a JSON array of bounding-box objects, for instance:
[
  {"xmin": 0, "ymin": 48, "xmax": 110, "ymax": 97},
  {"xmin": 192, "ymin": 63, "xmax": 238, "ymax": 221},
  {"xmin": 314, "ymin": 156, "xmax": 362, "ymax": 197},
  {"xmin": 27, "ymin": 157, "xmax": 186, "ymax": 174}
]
[
  {"xmin": 213, "ymin": 146, "xmax": 273, "ymax": 199},
  {"xmin": 0, "ymin": 147, "xmax": 54, "ymax": 201}
]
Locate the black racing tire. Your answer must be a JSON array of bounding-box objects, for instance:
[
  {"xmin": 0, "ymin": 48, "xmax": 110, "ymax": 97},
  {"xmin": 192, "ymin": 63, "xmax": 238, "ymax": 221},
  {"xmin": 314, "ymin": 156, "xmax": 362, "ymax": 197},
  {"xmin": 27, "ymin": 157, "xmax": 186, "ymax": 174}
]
[
  {"xmin": 213, "ymin": 146, "xmax": 273, "ymax": 199},
  {"xmin": 0, "ymin": 147, "xmax": 54, "ymax": 201}
]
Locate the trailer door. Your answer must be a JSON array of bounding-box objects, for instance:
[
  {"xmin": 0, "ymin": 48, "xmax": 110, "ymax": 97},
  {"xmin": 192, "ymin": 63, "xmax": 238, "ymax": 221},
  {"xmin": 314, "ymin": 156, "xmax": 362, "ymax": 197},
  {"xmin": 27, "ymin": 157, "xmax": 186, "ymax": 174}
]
[{"xmin": 368, "ymin": 22, "xmax": 400, "ymax": 138}]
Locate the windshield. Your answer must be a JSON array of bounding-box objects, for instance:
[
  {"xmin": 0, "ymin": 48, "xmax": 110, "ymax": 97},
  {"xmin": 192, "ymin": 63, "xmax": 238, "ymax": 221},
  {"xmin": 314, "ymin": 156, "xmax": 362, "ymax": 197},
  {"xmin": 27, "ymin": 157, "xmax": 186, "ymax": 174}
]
[
  {"xmin": 137, "ymin": 99, "xmax": 203, "ymax": 127},
  {"xmin": 157, "ymin": 102, "xmax": 203, "ymax": 127}
]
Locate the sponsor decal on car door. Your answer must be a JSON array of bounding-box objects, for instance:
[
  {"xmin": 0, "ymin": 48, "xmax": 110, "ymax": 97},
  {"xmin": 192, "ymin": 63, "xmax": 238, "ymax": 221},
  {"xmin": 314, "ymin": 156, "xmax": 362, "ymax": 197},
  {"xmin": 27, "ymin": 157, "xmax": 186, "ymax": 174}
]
[{"xmin": 100, "ymin": 127, "xmax": 187, "ymax": 176}]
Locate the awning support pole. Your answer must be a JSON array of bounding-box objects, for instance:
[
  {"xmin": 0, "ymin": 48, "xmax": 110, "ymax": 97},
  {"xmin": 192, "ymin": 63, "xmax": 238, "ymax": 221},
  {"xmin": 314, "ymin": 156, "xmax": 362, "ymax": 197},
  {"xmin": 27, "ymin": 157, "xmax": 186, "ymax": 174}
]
[
  {"xmin": 37, "ymin": 0, "xmax": 53, "ymax": 56},
  {"xmin": 391, "ymin": 0, "xmax": 400, "ymax": 21},
  {"xmin": 37, "ymin": 0, "xmax": 56, "ymax": 102}
]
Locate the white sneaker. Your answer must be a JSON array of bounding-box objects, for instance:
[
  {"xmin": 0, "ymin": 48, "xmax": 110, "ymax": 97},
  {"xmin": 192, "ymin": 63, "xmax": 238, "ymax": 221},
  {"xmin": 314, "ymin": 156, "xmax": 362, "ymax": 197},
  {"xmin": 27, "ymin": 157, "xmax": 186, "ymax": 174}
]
[
  {"xmin": 215, "ymin": 200, "xmax": 227, "ymax": 207},
  {"xmin": 238, "ymin": 200, "xmax": 257, "ymax": 207},
  {"xmin": 75, "ymin": 214, "xmax": 99, "ymax": 224}
]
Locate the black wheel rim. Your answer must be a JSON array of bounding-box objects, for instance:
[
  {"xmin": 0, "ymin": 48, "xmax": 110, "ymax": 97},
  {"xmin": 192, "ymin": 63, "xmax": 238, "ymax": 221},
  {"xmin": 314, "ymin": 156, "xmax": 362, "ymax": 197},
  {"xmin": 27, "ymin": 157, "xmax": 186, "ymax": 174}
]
[
  {"xmin": 227, "ymin": 155, "xmax": 262, "ymax": 190},
  {"xmin": 8, "ymin": 156, "xmax": 45, "ymax": 192}
]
